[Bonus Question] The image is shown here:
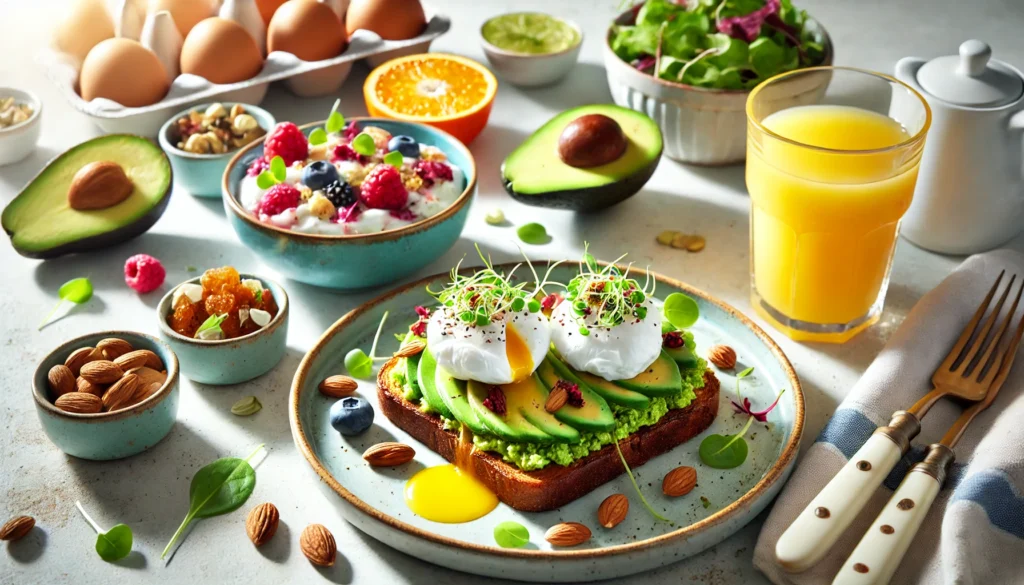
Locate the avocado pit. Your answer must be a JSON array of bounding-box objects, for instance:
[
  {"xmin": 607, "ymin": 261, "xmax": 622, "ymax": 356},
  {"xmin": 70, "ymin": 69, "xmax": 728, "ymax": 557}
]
[
  {"xmin": 68, "ymin": 161, "xmax": 134, "ymax": 210},
  {"xmin": 557, "ymin": 114, "xmax": 627, "ymax": 168}
]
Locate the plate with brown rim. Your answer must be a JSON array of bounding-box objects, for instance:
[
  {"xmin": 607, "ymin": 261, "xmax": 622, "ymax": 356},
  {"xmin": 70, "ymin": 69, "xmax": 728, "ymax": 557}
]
[{"xmin": 290, "ymin": 262, "xmax": 802, "ymax": 582}]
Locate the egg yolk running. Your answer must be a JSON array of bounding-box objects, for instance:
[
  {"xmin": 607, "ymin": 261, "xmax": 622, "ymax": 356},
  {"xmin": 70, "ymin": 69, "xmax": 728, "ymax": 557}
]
[{"xmin": 505, "ymin": 323, "xmax": 533, "ymax": 382}]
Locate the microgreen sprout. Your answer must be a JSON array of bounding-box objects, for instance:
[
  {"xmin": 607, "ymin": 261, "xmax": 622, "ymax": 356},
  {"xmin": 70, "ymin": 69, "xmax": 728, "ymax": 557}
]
[
  {"xmin": 346, "ymin": 310, "xmax": 391, "ymax": 379},
  {"xmin": 255, "ymin": 156, "xmax": 287, "ymax": 189},
  {"xmin": 427, "ymin": 245, "xmax": 563, "ymax": 327},
  {"xmin": 564, "ymin": 244, "xmax": 656, "ymax": 335}
]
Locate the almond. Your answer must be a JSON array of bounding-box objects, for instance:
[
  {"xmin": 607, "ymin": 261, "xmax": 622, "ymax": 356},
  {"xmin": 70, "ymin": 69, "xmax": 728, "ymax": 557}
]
[
  {"xmin": 544, "ymin": 385, "xmax": 568, "ymax": 413},
  {"xmin": 663, "ymin": 466, "xmax": 697, "ymax": 497},
  {"xmin": 79, "ymin": 360, "xmax": 123, "ymax": 384},
  {"xmin": 97, "ymin": 338, "xmax": 133, "ymax": 360},
  {"xmin": 597, "ymin": 494, "xmax": 629, "ymax": 529},
  {"xmin": 64, "ymin": 346, "xmax": 99, "ymax": 376},
  {"xmin": 246, "ymin": 503, "xmax": 280, "ymax": 547},
  {"xmin": 127, "ymin": 366, "xmax": 166, "ymax": 387},
  {"xmin": 319, "ymin": 375, "xmax": 357, "ymax": 398},
  {"xmin": 102, "ymin": 373, "xmax": 139, "ymax": 411},
  {"xmin": 363, "ymin": 442, "xmax": 415, "ymax": 467},
  {"xmin": 76, "ymin": 377, "xmax": 105, "ymax": 396},
  {"xmin": 67, "ymin": 160, "xmax": 133, "ymax": 210},
  {"xmin": 47, "ymin": 365, "xmax": 75, "ymax": 398},
  {"xmin": 0, "ymin": 516, "xmax": 34, "ymax": 541},
  {"xmin": 707, "ymin": 345, "xmax": 737, "ymax": 369},
  {"xmin": 393, "ymin": 339, "xmax": 425, "ymax": 358},
  {"xmin": 55, "ymin": 392, "xmax": 102, "ymax": 414},
  {"xmin": 299, "ymin": 523, "xmax": 337, "ymax": 567},
  {"xmin": 129, "ymin": 381, "xmax": 162, "ymax": 406},
  {"xmin": 114, "ymin": 350, "xmax": 156, "ymax": 371},
  {"xmin": 544, "ymin": 522, "xmax": 591, "ymax": 547}
]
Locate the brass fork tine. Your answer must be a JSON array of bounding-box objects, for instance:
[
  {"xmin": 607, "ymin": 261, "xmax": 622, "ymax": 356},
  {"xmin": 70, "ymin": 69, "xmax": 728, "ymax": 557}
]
[
  {"xmin": 977, "ymin": 277, "xmax": 1024, "ymax": 384},
  {"xmin": 939, "ymin": 270, "xmax": 1004, "ymax": 374},
  {"xmin": 961, "ymin": 274, "xmax": 1017, "ymax": 376}
]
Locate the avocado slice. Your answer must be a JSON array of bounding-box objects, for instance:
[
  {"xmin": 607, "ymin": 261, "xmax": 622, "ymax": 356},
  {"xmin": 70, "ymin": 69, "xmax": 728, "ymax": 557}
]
[
  {"xmin": 467, "ymin": 380, "xmax": 554, "ymax": 443},
  {"xmin": 434, "ymin": 365, "xmax": 490, "ymax": 435},
  {"xmin": 503, "ymin": 375, "xmax": 580, "ymax": 443},
  {"xmin": 500, "ymin": 104, "xmax": 662, "ymax": 211},
  {"xmin": 663, "ymin": 330, "xmax": 699, "ymax": 367},
  {"xmin": 404, "ymin": 354, "xmax": 423, "ymax": 400},
  {"xmin": 416, "ymin": 348, "xmax": 454, "ymax": 419},
  {"xmin": 614, "ymin": 350, "xmax": 684, "ymax": 396},
  {"xmin": 543, "ymin": 353, "xmax": 650, "ymax": 411},
  {"xmin": 2, "ymin": 135, "xmax": 172, "ymax": 259},
  {"xmin": 536, "ymin": 357, "xmax": 616, "ymax": 431}
]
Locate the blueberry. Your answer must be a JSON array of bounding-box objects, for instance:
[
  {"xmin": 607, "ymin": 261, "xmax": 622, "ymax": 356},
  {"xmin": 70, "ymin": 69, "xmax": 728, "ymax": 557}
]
[
  {"xmin": 329, "ymin": 396, "xmax": 374, "ymax": 435},
  {"xmin": 302, "ymin": 160, "xmax": 340, "ymax": 191},
  {"xmin": 387, "ymin": 135, "xmax": 420, "ymax": 158}
]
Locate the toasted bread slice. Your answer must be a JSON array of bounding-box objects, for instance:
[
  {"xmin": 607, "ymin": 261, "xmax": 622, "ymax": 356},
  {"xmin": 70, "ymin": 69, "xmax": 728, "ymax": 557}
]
[{"xmin": 377, "ymin": 358, "xmax": 720, "ymax": 512}]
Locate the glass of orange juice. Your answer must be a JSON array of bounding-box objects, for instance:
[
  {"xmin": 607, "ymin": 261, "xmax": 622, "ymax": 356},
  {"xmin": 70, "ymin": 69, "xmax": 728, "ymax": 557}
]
[{"xmin": 746, "ymin": 67, "xmax": 931, "ymax": 343}]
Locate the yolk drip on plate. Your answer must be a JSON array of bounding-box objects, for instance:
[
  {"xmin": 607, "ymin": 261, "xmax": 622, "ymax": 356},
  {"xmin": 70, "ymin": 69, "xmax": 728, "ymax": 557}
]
[
  {"xmin": 506, "ymin": 323, "xmax": 533, "ymax": 383},
  {"xmin": 404, "ymin": 428, "xmax": 498, "ymax": 523}
]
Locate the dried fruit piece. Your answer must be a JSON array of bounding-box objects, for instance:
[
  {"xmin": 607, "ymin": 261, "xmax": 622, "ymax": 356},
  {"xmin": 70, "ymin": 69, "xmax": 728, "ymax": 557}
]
[
  {"xmin": 707, "ymin": 345, "xmax": 737, "ymax": 369},
  {"xmin": 0, "ymin": 516, "xmax": 34, "ymax": 541},
  {"xmin": 597, "ymin": 494, "xmax": 629, "ymax": 529},
  {"xmin": 97, "ymin": 338, "xmax": 133, "ymax": 360},
  {"xmin": 662, "ymin": 466, "xmax": 697, "ymax": 497},
  {"xmin": 363, "ymin": 442, "xmax": 415, "ymax": 467},
  {"xmin": 79, "ymin": 361, "xmax": 124, "ymax": 384},
  {"xmin": 299, "ymin": 524, "xmax": 337, "ymax": 566},
  {"xmin": 245, "ymin": 503, "xmax": 279, "ymax": 547},
  {"xmin": 47, "ymin": 365, "xmax": 75, "ymax": 398},
  {"xmin": 544, "ymin": 522, "xmax": 591, "ymax": 546},
  {"xmin": 319, "ymin": 375, "xmax": 357, "ymax": 398},
  {"xmin": 55, "ymin": 392, "xmax": 103, "ymax": 414}
]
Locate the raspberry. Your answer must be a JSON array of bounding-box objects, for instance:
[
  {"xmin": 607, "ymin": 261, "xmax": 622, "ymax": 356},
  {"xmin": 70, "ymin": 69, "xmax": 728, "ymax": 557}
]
[
  {"xmin": 342, "ymin": 121, "xmax": 360, "ymax": 142},
  {"xmin": 263, "ymin": 122, "xmax": 308, "ymax": 166},
  {"xmin": 414, "ymin": 160, "xmax": 453, "ymax": 187},
  {"xmin": 246, "ymin": 157, "xmax": 270, "ymax": 177},
  {"xmin": 336, "ymin": 202, "xmax": 362, "ymax": 223},
  {"xmin": 359, "ymin": 164, "xmax": 408, "ymax": 210},
  {"xmin": 124, "ymin": 254, "xmax": 166, "ymax": 293},
  {"xmin": 555, "ymin": 380, "xmax": 584, "ymax": 407},
  {"xmin": 330, "ymin": 143, "xmax": 368, "ymax": 164},
  {"xmin": 662, "ymin": 331, "xmax": 685, "ymax": 349},
  {"xmin": 482, "ymin": 386, "xmax": 507, "ymax": 415},
  {"xmin": 257, "ymin": 184, "xmax": 302, "ymax": 216}
]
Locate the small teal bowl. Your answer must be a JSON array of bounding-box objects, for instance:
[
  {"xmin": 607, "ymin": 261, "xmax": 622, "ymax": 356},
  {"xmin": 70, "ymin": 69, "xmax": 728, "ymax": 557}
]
[
  {"xmin": 222, "ymin": 118, "xmax": 477, "ymax": 290},
  {"xmin": 158, "ymin": 103, "xmax": 275, "ymax": 197},
  {"xmin": 33, "ymin": 331, "xmax": 180, "ymax": 461},
  {"xmin": 156, "ymin": 274, "xmax": 289, "ymax": 385}
]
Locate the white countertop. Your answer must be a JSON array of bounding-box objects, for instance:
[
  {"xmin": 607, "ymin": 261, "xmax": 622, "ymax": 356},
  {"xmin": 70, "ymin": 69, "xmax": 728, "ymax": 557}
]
[{"xmin": 3, "ymin": 0, "xmax": 1024, "ymax": 583}]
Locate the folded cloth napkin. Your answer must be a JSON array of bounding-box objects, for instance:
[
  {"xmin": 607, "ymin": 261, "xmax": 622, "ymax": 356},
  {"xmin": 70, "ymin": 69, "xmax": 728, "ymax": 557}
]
[{"xmin": 753, "ymin": 249, "xmax": 1024, "ymax": 585}]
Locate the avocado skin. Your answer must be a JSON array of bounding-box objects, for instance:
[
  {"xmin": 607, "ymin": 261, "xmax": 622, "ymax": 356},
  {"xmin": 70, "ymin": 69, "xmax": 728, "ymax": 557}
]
[
  {"xmin": 501, "ymin": 154, "xmax": 659, "ymax": 212},
  {"xmin": 2, "ymin": 135, "xmax": 173, "ymax": 259}
]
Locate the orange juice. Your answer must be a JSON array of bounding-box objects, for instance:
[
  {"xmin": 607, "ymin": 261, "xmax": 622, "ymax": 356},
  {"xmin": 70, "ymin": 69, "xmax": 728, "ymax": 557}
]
[{"xmin": 747, "ymin": 104, "xmax": 920, "ymax": 342}]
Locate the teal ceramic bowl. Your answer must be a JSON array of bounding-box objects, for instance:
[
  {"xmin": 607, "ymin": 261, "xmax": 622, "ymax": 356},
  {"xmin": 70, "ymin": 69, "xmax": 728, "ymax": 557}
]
[
  {"xmin": 33, "ymin": 331, "xmax": 180, "ymax": 461},
  {"xmin": 156, "ymin": 273, "xmax": 289, "ymax": 385},
  {"xmin": 158, "ymin": 103, "xmax": 275, "ymax": 197},
  {"xmin": 221, "ymin": 118, "xmax": 477, "ymax": 290}
]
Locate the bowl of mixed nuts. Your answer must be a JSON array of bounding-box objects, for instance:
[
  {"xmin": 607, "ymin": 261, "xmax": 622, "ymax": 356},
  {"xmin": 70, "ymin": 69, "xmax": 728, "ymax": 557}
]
[
  {"xmin": 32, "ymin": 331, "xmax": 180, "ymax": 460},
  {"xmin": 0, "ymin": 88, "xmax": 41, "ymax": 166},
  {"xmin": 158, "ymin": 102, "xmax": 274, "ymax": 197}
]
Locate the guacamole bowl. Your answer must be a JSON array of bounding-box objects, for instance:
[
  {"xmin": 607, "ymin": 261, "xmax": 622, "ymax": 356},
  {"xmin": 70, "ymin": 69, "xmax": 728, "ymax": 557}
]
[{"xmin": 222, "ymin": 119, "xmax": 476, "ymax": 290}]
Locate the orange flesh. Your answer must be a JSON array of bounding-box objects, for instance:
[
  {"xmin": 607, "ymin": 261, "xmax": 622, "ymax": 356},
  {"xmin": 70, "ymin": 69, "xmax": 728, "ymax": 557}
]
[{"xmin": 371, "ymin": 59, "xmax": 491, "ymax": 118}]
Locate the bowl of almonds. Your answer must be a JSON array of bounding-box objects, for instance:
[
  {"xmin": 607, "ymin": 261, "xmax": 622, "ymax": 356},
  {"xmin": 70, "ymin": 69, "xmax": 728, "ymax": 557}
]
[
  {"xmin": 32, "ymin": 331, "xmax": 180, "ymax": 460},
  {"xmin": 158, "ymin": 102, "xmax": 274, "ymax": 198}
]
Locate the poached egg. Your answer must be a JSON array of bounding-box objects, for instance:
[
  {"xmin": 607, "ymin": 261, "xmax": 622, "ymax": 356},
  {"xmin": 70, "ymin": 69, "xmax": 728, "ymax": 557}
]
[{"xmin": 550, "ymin": 297, "xmax": 662, "ymax": 381}]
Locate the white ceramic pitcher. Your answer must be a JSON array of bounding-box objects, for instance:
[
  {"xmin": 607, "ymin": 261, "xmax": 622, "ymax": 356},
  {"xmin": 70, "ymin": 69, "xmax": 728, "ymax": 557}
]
[{"xmin": 896, "ymin": 40, "xmax": 1024, "ymax": 254}]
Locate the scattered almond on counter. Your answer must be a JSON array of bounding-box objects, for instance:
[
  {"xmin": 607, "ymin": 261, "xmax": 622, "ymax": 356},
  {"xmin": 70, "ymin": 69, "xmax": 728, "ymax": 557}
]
[
  {"xmin": 545, "ymin": 522, "xmax": 591, "ymax": 547},
  {"xmin": 707, "ymin": 344, "xmax": 737, "ymax": 369},
  {"xmin": 245, "ymin": 503, "xmax": 280, "ymax": 547},
  {"xmin": 299, "ymin": 523, "xmax": 337, "ymax": 567},
  {"xmin": 363, "ymin": 442, "xmax": 415, "ymax": 467},
  {"xmin": 597, "ymin": 494, "xmax": 629, "ymax": 529},
  {"xmin": 0, "ymin": 516, "xmax": 34, "ymax": 541},
  {"xmin": 663, "ymin": 466, "xmax": 697, "ymax": 497},
  {"xmin": 319, "ymin": 375, "xmax": 357, "ymax": 398}
]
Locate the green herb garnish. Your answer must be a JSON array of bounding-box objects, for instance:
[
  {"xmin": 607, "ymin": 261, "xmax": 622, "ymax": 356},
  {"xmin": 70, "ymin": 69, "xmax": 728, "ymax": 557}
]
[
  {"xmin": 493, "ymin": 521, "xmax": 530, "ymax": 548},
  {"xmin": 736, "ymin": 365, "xmax": 754, "ymax": 399},
  {"xmin": 256, "ymin": 155, "xmax": 287, "ymax": 189},
  {"xmin": 352, "ymin": 133, "xmax": 377, "ymax": 156},
  {"xmin": 383, "ymin": 150, "xmax": 404, "ymax": 168},
  {"xmin": 701, "ymin": 495, "xmax": 711, "ymax": 509},
  {"xmin": 516, "ymin": 222, "xmax": 549, "ymax": 245},
  {"xmin": 663, "ymin": 292, "xmax": 699, "ymax": 329},
  {"xmin": 614, "ymin": 440, "xmax": 673, "ymax": 525},
  {"xmin": 254, "ymin": 289, "xmax": 263, "ymax": 305},
  {"xmin": 195, "ymin": 313, "xmax": 228, "ymax": 339},
  {"xmin": 39, "ymin": 277, "xmax": 93, "ymax": 330},
  {"xmin": 345, "ymin": 310, "xmax": 390, "ymax": 379},
  {"xmin": 564, "ymin": 245, "xmax": 655, "ymax": 336},
  {"xmin": 325, "ymin": 99, "xmax": 345, "ymax": 134},
  {"xmin": 308, "ymin": 128, "xmax": 328, "ymax": 145},
  {"xmin": 76, "ymin": 501, "xmax": 133, "ymax": 562},
  {"xmin": 699, "ymin": 416, "xmax": 753, "ymax": 469},
  {"xmin": 161, "ymin": 445, "xmax": 263, "ymax": 560}
]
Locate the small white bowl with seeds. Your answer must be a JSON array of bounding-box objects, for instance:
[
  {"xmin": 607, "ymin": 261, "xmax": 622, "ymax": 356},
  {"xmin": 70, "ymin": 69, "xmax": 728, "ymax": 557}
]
[{"xmin": 0, "ymin": 87, "xmax": 41, "ymax": 166}]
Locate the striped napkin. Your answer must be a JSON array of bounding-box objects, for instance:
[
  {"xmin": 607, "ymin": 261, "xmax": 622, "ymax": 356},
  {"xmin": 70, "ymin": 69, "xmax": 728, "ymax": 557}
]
[{"xmin": 753, "ymin": 249, "xmax": 1024, "ymax": 584}]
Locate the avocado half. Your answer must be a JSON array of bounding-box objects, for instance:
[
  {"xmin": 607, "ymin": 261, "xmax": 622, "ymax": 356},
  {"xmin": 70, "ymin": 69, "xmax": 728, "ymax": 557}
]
[
  {"xmin": 2, "ymin": 135, "xmax": 172, "ymax": 259},
  {"xmin": 500, "ymin": 104, "xmax": 663, "ymax": 211}
]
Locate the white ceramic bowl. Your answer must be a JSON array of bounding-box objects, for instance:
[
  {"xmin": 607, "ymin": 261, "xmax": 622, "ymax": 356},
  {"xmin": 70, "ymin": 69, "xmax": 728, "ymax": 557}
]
[
  {"xmin": 0, "ymin": 87, "xmax": 42, "ymax": 166},
  {"xmin": 603, "ymin": 11, "xmax": 833, "ymax": 165},
  {"xmin": 480, "ymin": 15, "xmax": 583, "ymax": 87}
]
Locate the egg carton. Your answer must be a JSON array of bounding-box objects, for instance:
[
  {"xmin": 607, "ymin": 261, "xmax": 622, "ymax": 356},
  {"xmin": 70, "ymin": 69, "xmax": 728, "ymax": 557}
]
[{"xmin": 40, "ymin": 7, "xmax": 451, "ymax": 136}]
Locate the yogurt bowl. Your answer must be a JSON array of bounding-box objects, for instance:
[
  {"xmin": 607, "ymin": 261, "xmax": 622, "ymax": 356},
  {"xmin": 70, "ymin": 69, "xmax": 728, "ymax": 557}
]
[{"xmin": 222, "ymin": 118, "xmax": 476, "ymax": 290}]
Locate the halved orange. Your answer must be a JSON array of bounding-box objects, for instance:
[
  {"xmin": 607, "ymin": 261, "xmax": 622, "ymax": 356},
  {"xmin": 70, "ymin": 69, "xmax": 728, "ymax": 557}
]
[{"xmin": 364, "ymin": 53, "xmax": 498, "ymax": 145}]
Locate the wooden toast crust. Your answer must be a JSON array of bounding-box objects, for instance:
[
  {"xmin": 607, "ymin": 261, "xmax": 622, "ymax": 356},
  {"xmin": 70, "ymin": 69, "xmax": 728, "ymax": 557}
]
[{"xmin": 377, "ymin": 359, "xmax": 720, "ymax": 512}]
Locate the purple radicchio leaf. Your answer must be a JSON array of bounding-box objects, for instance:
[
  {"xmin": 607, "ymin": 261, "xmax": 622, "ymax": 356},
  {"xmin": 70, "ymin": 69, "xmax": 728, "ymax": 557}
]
[
  {"xmin": 731, "ymin": 388, "xmax": 786, "ymax": 423},
  {"xmin": 632, "ymin": 55, "xmax": 657, "ymax": 73},
  {"xmin": 717, "ymin": 0, "xmax": 780, "ymax": 43}
]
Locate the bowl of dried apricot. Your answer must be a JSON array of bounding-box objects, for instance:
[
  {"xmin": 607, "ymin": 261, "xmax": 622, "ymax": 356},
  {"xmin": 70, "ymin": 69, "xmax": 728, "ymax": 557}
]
[
  {"xmin": 157, "ymin": 266, "xmax": 289, "ymax": 385},
  {"xmin": 33, "ymin": 331, "xmax": 180, "ymax": 460}
]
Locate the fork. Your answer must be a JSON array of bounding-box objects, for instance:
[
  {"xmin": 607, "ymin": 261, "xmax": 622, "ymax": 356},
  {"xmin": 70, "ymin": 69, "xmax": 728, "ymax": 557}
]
[
  {"xmin": 833, "ymin": 276, "xmax": 1024, "ymax": 584},
  {"xmin": 775, "ymin": 272, "xmax": 1017, "ymax": 572}
]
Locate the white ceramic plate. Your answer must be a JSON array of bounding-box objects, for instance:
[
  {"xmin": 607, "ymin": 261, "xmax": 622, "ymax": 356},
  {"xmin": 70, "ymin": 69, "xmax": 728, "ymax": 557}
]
[{"xmin": 290, "ymin": 263, "xmax": 803, "ymax": 582}]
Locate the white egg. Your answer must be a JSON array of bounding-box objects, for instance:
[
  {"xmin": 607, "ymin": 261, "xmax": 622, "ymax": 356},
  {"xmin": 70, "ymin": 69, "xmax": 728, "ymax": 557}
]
[
  {"xmin": 427, "ymin": 307, "xmax": 550, "ymax": 385},
  {"xmin": 550, "ymin": 298, "xmax": 663, "ymax": 381}
]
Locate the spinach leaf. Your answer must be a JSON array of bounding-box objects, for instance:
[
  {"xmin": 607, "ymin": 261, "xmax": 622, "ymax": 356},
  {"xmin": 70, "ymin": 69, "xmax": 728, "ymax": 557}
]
[
  {"xmin": 161, "ymin": 445, "xmax": 263, "ymax": 559},
  {"xmin": 699, "ymin": 415, "xmax": 755, "ymax": 469},
  {"xmin": 493, "ymin": 521, "xmax": 529, "ymax": 548},
  {"xmin": 663, "ymin": 292, "xmax": 700, "ymax": 329},
  {"xmin": 76, "ymin": 501, "xmax": 133, "ymax": 562},
  {"xmin": 39, "ymin": 277, "xmax": 93, "ymax": 330},
  {"xmin": 749, "ymin": 37, "xmax": 786, "ymax": 78}
]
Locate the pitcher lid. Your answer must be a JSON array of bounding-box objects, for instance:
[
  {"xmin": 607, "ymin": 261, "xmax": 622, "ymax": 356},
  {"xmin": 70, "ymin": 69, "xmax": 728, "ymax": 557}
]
[{"xmin": 917, "ymin": 40, "xmax": 1023, "ymax": 107}]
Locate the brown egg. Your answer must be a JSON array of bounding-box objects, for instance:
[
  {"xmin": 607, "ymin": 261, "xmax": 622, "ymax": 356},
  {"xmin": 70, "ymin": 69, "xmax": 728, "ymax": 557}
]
[
  {"xmin": 268, "ymin": 0, "xmax": 346, "ymax": 61},
  {"xmin": 53, "ymin": 0, "xmax": 114, "ymax": 66},
  {"xmin": 255, "ymin": 0, "xmax": 289, "ymax": 25},
  {"xmin": 79, "ymin": 38, "xmax": 170, "ymax": 107},
  {"xmin": 150, "ymin": 0, "xmax": 216, "ymax": 38},
  {"xmin": 346, "ymin": 0, "xmax": 425, "ymax": 40},
  {"xmin": 181, "ymin": 18, "xmax": 264, "ymax": 84}
]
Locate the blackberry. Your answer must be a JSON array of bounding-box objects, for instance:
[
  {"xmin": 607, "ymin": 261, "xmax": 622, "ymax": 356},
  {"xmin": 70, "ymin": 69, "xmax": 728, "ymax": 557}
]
[{"xmin": 324, "ymin": 180, "xmax": 357, "ymax": 208}]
